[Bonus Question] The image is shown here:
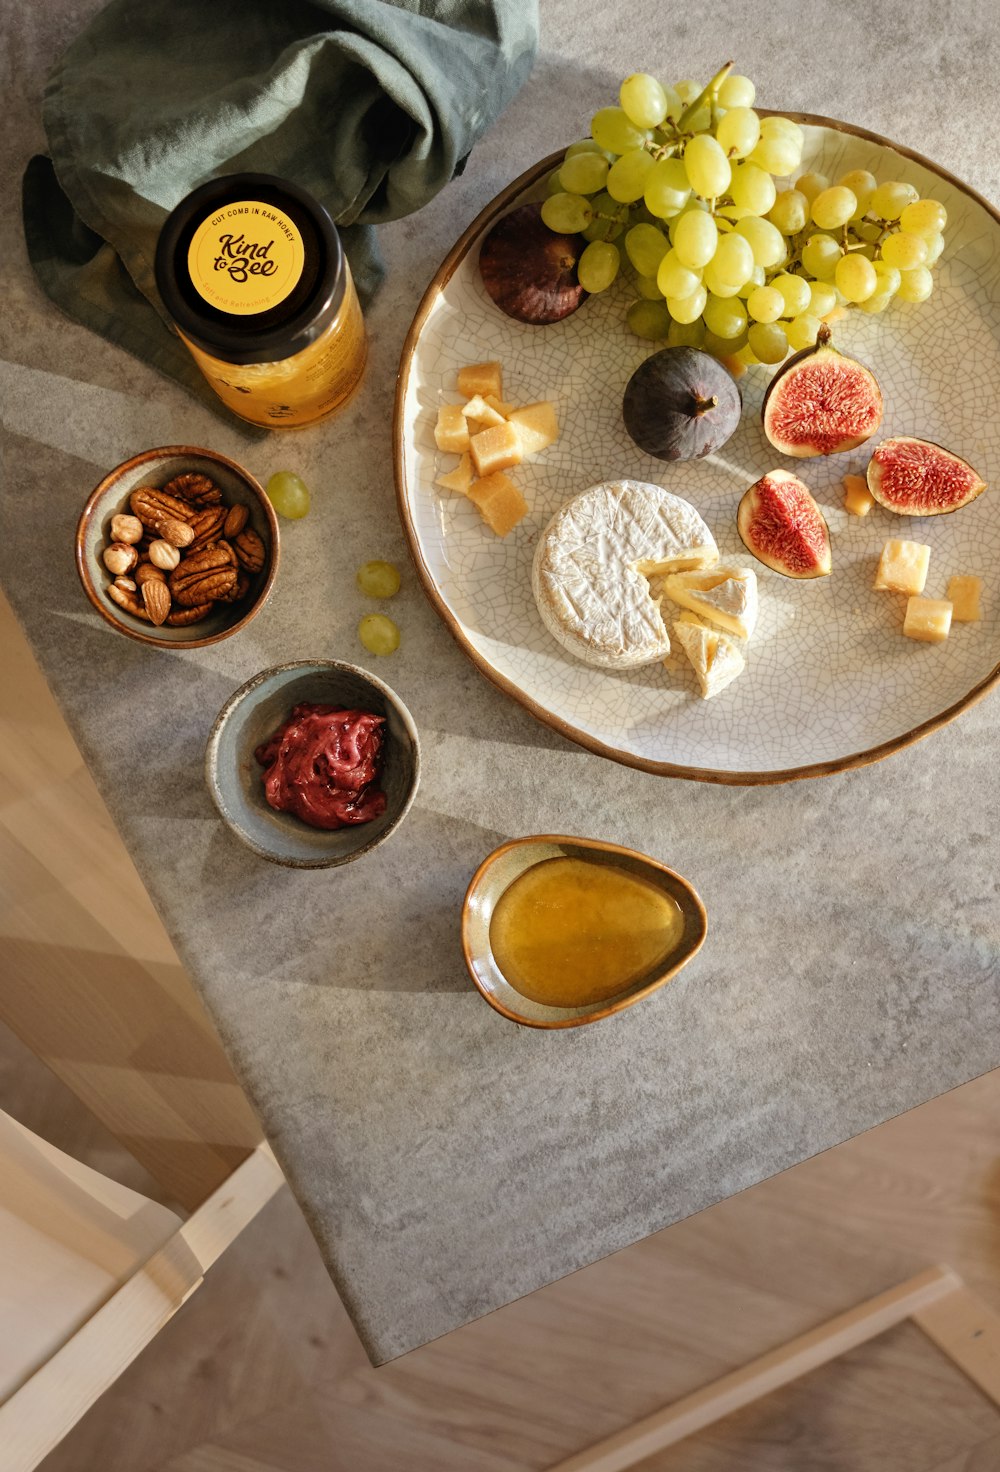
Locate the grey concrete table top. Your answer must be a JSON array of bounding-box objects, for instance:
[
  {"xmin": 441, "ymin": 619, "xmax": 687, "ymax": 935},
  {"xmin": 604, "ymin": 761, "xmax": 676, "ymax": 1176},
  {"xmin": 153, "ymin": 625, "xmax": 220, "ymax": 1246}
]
[{"xmin": 3, "ymin": 0, "xmax": 999, "ymax": 1364}]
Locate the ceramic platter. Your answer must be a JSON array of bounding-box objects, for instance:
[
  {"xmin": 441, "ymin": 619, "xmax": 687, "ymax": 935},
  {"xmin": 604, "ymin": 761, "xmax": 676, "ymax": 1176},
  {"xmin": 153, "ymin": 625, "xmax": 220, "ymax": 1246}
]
[{"xmin": 394, "ymin": 115, "xmax": 1000, "ymax": 783}]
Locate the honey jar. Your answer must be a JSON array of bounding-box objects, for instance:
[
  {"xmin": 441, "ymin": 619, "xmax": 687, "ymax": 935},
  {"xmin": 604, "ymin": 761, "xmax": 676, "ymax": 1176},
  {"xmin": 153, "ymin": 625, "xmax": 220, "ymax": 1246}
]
[{"xmin": 155, "ymin": 174, "xmax": 366, "ymax": 428}]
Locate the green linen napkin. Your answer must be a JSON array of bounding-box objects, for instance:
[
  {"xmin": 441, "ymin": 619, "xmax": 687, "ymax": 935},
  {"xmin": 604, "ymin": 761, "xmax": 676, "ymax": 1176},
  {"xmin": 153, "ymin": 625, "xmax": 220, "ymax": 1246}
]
[{"xmin": 22, "ymin": 0, "xmax": 538, "ymax": 434}]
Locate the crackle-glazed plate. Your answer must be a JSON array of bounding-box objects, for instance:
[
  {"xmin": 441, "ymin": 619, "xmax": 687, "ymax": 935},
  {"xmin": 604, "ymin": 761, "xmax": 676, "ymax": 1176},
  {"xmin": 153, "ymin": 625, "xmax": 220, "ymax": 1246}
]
[{"xmin": 394, "ymin": 116, "xmax": 1000, "ymax": 783}]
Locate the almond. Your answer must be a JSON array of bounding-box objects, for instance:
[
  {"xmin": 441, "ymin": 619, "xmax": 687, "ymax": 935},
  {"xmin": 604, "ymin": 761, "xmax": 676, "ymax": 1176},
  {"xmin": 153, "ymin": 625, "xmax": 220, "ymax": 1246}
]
[
  {"xmin": 141, "ymin": 579, "xmax": 171, "ymax": 626},
  {"xmin": 159, "ymin": 517, "xmax": 195, "ymax": 548},
  {"xmin": 223, "ymin": 502, "xmax": 249, "ymax": 539}
]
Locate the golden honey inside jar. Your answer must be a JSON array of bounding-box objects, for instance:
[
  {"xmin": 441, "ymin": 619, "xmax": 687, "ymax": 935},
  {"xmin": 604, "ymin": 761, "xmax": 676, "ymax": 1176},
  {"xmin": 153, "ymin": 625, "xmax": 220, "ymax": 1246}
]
[{"xmin": 155, "ymin": 174, "xmax": 366, "ymax": 428}]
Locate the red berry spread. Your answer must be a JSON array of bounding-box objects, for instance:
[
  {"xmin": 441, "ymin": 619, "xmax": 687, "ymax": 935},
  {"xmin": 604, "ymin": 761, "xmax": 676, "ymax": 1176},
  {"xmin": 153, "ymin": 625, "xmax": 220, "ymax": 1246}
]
[{"xmin": 255, "ymin": 703, "xmax": 386, "ymax": 829}]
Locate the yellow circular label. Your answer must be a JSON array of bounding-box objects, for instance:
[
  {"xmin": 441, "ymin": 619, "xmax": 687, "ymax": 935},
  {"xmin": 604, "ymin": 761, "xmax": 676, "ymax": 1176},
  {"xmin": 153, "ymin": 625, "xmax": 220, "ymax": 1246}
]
[{"xmin": 187, "ymin": 200, "xmax": 305, "ymax": 316}]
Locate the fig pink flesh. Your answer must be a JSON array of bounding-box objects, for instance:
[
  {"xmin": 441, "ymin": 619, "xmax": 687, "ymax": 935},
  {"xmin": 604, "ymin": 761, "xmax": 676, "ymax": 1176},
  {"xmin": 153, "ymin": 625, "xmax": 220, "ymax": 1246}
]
[
  {"xmin": 871, "ymin": 439, "xmax": 983, "ymax": 513},
  {"xmin": 768, "ymin": 359, "xmax": 881, "ymax": 453},
  {"xmin": 745, "ymin": 477, "xmax": 830, "ymax": 575}
]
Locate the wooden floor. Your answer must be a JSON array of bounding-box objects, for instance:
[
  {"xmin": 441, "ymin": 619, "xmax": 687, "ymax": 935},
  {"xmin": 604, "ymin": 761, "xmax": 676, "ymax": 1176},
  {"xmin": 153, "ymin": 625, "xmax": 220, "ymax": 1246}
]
[{"xmin": 4, "ymin": 583, "xmax": 1000, "ymax": 1472}]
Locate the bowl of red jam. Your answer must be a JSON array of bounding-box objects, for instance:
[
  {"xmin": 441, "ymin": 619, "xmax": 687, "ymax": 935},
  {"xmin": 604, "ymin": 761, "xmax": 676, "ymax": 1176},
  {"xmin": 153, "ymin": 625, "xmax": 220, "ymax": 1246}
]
[{"xmin": 205, "ymin": 660, "xmax": 419, "ymax": 867}]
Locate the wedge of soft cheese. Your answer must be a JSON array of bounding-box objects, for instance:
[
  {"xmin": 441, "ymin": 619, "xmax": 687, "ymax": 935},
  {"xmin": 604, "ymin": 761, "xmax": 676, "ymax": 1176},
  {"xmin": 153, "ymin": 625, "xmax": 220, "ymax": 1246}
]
[
  {"xmin": 660, "ymin": 566, "xmax": 758, "ymax": 640},
  {"xmin": 874, "ymin": 539, "xmax": 931, "ymax": 596},
  {"xmin": 532, "ymin": 480, "xmax": 718, "ymax": 669},
  {"xmin": 672, "ymin": 617, "xmax": 746, "ymax": 699}
]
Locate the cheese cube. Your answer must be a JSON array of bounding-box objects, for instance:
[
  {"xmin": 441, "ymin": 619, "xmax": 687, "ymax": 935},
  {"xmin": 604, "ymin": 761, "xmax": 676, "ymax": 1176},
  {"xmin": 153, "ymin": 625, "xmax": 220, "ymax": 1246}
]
[
  {"xmin": 484, "ymin": 394, "xmax": 515, "ymax": 417},
  {"xmin": 461, "ymin": 394, "xmax": 506, "ymax": 429},
  {"xmin": 874, "ymin": 539, "xmax": 931, "ymax": 595},
  {"xmin": 903, "ymin": 597, "xmax": 952, "ymax": 643},
  {"xmin": 507, "ymin": 402, "xmax": 559, "ymax": 456},
  {"xmin": 457, "ymin": 361, "xmax": 503, "ymax": 400},
  {"xmin": 843, "ymin": 473, "xmax": 875, "ymax": 517},
  {"xmin": 467, "ymin": 473, "xmax": 527, "ymax": 537},
  {"xmin": 946, "ymin": 575, "xmax": 982, "ymax": 622},
  {"xmin": 470, "ymin": 421, "xmax": 523, "ymax": 477},
  {"xmin": 434, "ymin": 404, "xmax": 470, "ymax": 453},
  {"xmin": 436, "ymin": 453, "xmax": 473, "ymax": 495}
]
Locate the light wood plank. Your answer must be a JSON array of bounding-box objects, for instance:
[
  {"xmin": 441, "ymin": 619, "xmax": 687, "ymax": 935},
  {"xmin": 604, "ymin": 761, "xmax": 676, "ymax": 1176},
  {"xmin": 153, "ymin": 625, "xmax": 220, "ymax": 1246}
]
[{"xmin": 916, "ymin": 1289, "xmax": 1000, "ymax": 1407}]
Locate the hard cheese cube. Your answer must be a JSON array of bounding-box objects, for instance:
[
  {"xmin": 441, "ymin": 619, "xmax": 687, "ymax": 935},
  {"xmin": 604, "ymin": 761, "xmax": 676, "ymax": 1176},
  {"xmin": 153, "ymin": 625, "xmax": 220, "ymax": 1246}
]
[
  {"xmin": 461, "ymin": 394, "xmax": 506, "ymax": 429},
  {"xmin": 457, "ymin": 361, "xmax": 503, "ymax": 400},
  {"xmin": 843, "ymin": 473, "xmax": 875, "ymax": 516},
  {"xmin": 436, "ymin": 452, "xmax": 473, "ymax": 495},
  {"xmin": 467, "ymin": 473, "xmax": 527, "ymax": 537},
  {"xmin": 903, "ymin": 597, "xmax": 952, "ymax": 643},
  {"xmin": 947, "ymin": 575, "xmax": 982, "ymax": 622},
  {"xmin": 434, "ymin": 403, "xmax": 470, "ymax": 453},
  {"xmin": 484, "ymin": 394, "xmax": 515, "ymax": 417},
  {"xmin": 507, "ymin": 402, "xmax": 559, "ymax": 456},
  {"xmin": 470, "ymin": 421, "xmax": 523, "ymax": 477},
  {"xmin": 874, "ymin": 539, "xmax": 931, "ymax": 595}
]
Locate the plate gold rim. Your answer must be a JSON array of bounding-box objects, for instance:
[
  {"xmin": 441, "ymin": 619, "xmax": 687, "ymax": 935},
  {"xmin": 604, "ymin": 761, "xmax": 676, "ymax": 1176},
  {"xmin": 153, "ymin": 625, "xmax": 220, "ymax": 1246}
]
[{"xmin": 393, "ymin": 114, "xmax": 1000, "ymax": 786}]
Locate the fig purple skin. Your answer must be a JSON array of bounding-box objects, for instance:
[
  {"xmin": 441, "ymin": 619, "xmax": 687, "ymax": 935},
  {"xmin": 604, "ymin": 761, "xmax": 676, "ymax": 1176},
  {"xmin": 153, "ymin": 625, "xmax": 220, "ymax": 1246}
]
[
  {"xmin": 479, "ymin": 203, "xmax": 586, "ymax": 325},
  {"xmin": 622, "ymin": 347, "xmax": 742, "ymax": 462},
  {"xmin": 762, "ymin": 323, "xmax": 883, "ymax": 457}
]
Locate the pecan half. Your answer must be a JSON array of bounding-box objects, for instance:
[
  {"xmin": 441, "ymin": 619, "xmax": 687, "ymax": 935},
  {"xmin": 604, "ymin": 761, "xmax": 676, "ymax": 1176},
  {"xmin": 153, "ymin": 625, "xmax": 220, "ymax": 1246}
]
[
  {"xmin": 107, "ymin": 583, "xmax": 151, "ymax": 620},
  {"xmin": 141, "ymin": 580, "xmax": 171, "ymax": 626},
  {"xmin": 169, "ymin": 543, "xmax": 237, "ymax": 606},
  {"xmin": 232, "ymin": 527, "xmax": 266, "ymax": 574},
  {"xmin": 187, "ymin": 505, "xmax": 228, "ymax": 550},
  {"xmin": 163, "ymin": 472, "xmax": 223, "ymax": 508},
  {"xmin": 130, "ymin": 486, "xmax": 194, "ymax": 532},
  {"xmin": 166, "ymin": 602, "xmax": 213, "ymax": 626}
]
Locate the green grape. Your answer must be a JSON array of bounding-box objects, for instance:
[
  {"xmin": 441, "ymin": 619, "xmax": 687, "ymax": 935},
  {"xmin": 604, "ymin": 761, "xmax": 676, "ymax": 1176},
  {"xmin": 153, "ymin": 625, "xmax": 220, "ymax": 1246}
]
[
  {"xmin": 747, "ymin": 321, "xmax": 789, "ymax": 363},
  {"xmin": 881, "ymin": 230, "xmax": 928, "ymax": 270},
  {"xmin": 657, "ymin": 249, "xmax": 702, "ymax": 299},
  {"xmin": 684, "ymin": 134, "xmax": 732, "ymax": 198},
  {"xmin": 565, "ymin": 139, "xmax": 608, "ymax": 159},
  {"xmin": 807, "ymin": 280, "xmax": 837, "ymax": 317},
  {"xmin": 730, "ymin": 162, "xmax": 777, "ymax": 216},
  {"xmin": 666, "ymin": 316, "xmax": 706, "ymax": 348},
  {"xmin": 735, "ymin": 214, "xmax": 785, "ymax": 267},
  {"xmin": 900, "ymin": 198, "xmax": 947, "ymax": 237},
  {"xmin": 626, "ymin": 298, "xmax": 673, "ymax": 340},
  {"xmin": 786, "ymin": 313, "xmax": 822, "ymax": 349},
  {"xmin": 715, "ymin": 107, "xmax": 760, "ymax": 160},
  {"xmin": 767, "ymin": 188, "xmax": 808, "ymax": 235},
  {"xmin": 634, "ymin": 271, "xmax": 665, "ymax": 300},
  {"xmin": 800, "ymin": 232, "xmax": 841, "ymax": 279},
  {"xmin": 591, "ymin": 106, "xmax": 649, "ymax": 155},
  {"xmin": 897, "ymin": 266, "xmax": 934, "ymax": 302},
  {"xmin": 922, "ymin": 231, "xmax": 945, "ymax": 266},
  {"xmin": 835, "ymin": 253, "xmax": 877, "ymax": 302},
  {"xmin": 736, "ymin": 264, "xmax": 766, "ymax": 298},
  {"xmin": 620, "ymin": 73, "xmax": 668, "ymax": 128},
  {"xmin": 705, "ymin": 325, "xmax": 749, "ymax": 355},
  {"xmin": 546, "ymin": 169, "xmax": 566, "ymax": 196},
  {"xmin": 674, "ymin": 78, "xmax": 702, "ymax": 103},
  {"xmin": 356, "ymin": 560, "xmax": 401, "ymax": 598},
  {"xmin": 666, "ymin": 284, "xmax": 708, "ymax": 323},
  {"xmin": 837, "ymin": 168, "xmax": 877, "ymax": 218},
  {"xmin": 703, "ymin": 294, "xmax": 748, "ymax": 339},
  {"xmin": 747, "ymin": 285, "xmax": 784, "ymax": 323},
  {"xmin": 749, "ymin": 131, "xmax": 802, "ymax": 177},
  {"xmin": 872, "ymin": 260, "xmax": 902, "ymax": 295},
  {"xmin": 582, "ymin": 192, "xmax": 626, "ymax": 242},
  {"xmin": 772, "ymin": 272, "xmax": 811, "ymax": 316},
  {"xmin": 711, "ymin": 232, "xmax": 755, "ymax": 288},
  {"xmin": 667, "ymin": 198, "xmax": 707, "ymax": 242},
  {"xmin": 607, "ymin": 148, "xmax": 655, "ymax": 203},
  {"xmin": 625, "ymin": 222, "xmax": 670, "ymax": 276},
  {"xmin": 717, "ymin": 74, "xmax": 755, "ymax": 108},
  {"xmin": 795, "ymin": 171, "xmax": 829, "ymax": 204},
  {"xmin": 702, "ymin": 259, "xmax": 743, "ymax": 298},
  {"xmin": 869, "ymin": 180, "xmax": 919, "ymax": 220},
  {"xmin": 660, "ymin": 84, "xmax": 684, "ymax": 122},
  {"xmin": 559, "ymin": 152, "xmax": 610, "ymax": 195},
  {"xmin": 857, "ymin": 291, "xmax": 892, "ymax": 315},
  {"xmin": 853, "ymin": 218, "xmax": 882, "ymax": 243},
  {"xmin": 266, "ymin": 470, "xmax": 311, "ymax": 519},
  {"xmin": 643, "ymin": 157, "xmax": 691, "ymax": 218},
  {"xmin": 577, "ymin": 240, "xmax": 621, "ymax": 293},
  {"xmin": 673, "ymin": 209, "xmax": 718, "ymax": 268},
  {"xmin": 541, "ymin": 192, "xmax": 593, "ymax": 234},
  {"xmin": 811, "ymin": 186, "xmax": 857, "ymax": 230},
  {"xmin": 759, "ymin": 115, "xmax": 804, "ymax": 144},
  {"xmin": 358, "ymin": 614, "xmax": 400, "ymax": 656}
]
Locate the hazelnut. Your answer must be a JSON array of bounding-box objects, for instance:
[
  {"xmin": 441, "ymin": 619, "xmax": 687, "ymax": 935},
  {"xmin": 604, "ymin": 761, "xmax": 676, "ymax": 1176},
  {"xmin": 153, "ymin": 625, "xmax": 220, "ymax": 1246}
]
[
  {"xmin": 110, "ymin": 513, "xmax": 144, "ymax": 545},
  {"xmin": 113, "ymin": 575, "xmax": 137, "ymax": 593},
  {"xmin": 148, "ymin": 539, "xmax": 181, "ymax": 570},
  {"xmin": 103, "ymin": 542, "xmax": 139, "ymax": 576}
]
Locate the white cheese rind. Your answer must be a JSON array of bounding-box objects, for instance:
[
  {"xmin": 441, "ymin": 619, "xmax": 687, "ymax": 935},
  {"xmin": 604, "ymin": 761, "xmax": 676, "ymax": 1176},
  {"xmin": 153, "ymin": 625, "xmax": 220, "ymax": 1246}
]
[
  {"xmin": 532, "ymin": 481, "xmax": 718, "ymax": 670},
  {"xmin": 672, "ymin": 618, "xmax": 746, "ymax": 699},
  {"xmin": 661, "ymin": 566, "xmax": 759, "ymax": 640}
]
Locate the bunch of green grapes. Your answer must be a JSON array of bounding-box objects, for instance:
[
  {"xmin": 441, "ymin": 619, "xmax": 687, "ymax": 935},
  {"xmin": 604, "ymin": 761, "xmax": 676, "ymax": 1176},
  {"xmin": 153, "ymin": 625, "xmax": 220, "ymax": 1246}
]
[{"xmin": 540, "ymin": 63, "xmax": 948, "ymax": 365}]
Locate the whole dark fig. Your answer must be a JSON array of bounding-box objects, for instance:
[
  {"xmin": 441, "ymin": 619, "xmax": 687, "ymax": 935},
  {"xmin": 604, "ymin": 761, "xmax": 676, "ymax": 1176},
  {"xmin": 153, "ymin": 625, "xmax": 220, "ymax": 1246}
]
[
  {"xmin": 478, "ymin": 203, "xmax": 586, "ymax": 325},
  {"xmin": 622, "ymin": 347, "xmax": 741, "ymax": 461}
]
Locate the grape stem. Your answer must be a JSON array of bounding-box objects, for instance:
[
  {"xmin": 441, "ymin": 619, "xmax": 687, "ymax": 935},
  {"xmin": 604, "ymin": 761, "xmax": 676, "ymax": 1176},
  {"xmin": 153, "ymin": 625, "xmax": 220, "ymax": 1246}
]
[{"xmin": 676, "ymin": 61, "xmax": 733, "ymax": 131}]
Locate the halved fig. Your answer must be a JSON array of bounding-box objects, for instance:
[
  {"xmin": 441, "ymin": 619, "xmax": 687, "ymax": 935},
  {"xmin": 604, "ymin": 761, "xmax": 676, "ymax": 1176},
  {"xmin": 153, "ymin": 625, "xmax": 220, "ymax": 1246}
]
[
  {"xmin": 479, "ymin": 203, "xmax": 586, "ymax": 325},
  {"xmin": 623, "ymin": 347, "xmax": 742, "ymax": 461},
  {"xmin": 762, "ymin": 324, "xmax": 883, "ymax": 457},
  {"xmin": 867, "ymin": 436, "xmax": 986, "ymax": 516},
  {"xmin": 737, "ymin": 470, "xmax": 832, "ymax": 579}
]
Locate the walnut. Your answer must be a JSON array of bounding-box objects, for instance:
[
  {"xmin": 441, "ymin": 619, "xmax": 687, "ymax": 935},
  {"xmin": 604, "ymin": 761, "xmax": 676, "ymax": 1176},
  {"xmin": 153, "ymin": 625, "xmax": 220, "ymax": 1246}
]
[
  {"xmin": 232, "ymin": 527, "xmax": 266, "ymax": 573},
  {"xmin": 169, "ymin": 543, "xmax": 238, "ymax": 606},
  {"xmin": 187, "ymin": 505, "xmax": 228, "ymax": 550},
  {"xmin": 223, "ymin": 502, "xmax": 249, "ymax": 539},
  {"xmin": 163, "ymin": 472, "xmax": 223, "ymax": 508},
  {"xmin": 103, "ymin": 542, "xmax": 139, "ymax": 576},
  {"xmin": 165, "ymin": 601, "xmax": 213, "ymax": 626},
  {"xmin": 110, "ymin": 513, "xmax": 143, "ymax": 545},
  {"xmin": 130, "ymin": 486, "xmax": 194, "ymax": 532}
]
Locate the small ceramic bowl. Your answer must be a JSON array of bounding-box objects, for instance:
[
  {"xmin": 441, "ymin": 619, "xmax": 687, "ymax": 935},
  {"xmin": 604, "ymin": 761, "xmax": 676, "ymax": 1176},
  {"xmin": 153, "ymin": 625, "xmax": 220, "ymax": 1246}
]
[
  {"xmin": 462, "ymin": 835, "xmax": 707, "ymax": 1029},
  {"xmin": 76, "ymin": 445, "xmax": 279, "ymax": 648},
  {"xmin": 205, "ymin": 660, "xmax": 420, "ymax": 868}
]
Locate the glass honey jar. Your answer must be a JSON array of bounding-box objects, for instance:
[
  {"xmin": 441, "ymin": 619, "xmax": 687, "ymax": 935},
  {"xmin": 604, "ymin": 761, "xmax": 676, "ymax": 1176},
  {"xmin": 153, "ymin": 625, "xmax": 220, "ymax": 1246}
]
[{"xmin": 155, "ymin": 174, "xmax": 366, "ymax": 428}]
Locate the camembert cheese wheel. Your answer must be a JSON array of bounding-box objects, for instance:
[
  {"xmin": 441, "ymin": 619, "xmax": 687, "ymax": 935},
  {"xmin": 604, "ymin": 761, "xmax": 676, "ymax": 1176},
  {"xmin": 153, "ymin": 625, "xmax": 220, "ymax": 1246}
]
[{"xmin": 532, "ymin": 480, "xmax": 718, "ymax": 669}]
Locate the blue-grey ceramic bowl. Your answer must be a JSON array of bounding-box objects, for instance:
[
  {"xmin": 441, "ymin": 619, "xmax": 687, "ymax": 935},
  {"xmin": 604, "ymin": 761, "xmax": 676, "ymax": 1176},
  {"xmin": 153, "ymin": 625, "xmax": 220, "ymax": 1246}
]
[{"xmin": 206, "ymin": 660, "xmax": 420, "ymax": 867}]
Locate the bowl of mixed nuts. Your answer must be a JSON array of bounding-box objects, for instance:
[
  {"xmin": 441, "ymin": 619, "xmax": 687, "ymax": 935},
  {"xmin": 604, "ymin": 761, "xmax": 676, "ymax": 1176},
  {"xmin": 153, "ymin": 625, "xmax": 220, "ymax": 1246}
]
[{"xmin": 76, "ymin": 446, "xmax": 280, "ymax": 648}]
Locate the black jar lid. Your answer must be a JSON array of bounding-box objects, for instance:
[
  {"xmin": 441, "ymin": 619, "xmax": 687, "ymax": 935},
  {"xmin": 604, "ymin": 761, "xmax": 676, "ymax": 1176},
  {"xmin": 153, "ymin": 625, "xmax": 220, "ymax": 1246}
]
[{"xmin": 155, "ymin": 174, "xmax": 345, "ymax": 365}]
